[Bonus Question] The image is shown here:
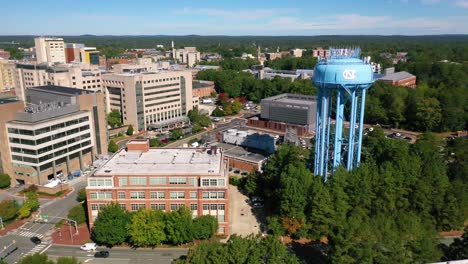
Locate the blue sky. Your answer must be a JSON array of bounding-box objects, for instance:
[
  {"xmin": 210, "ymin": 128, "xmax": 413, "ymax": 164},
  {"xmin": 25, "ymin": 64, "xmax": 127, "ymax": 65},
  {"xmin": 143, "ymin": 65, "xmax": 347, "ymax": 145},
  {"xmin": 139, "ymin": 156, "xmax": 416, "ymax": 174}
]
[{"xmin": 1, "ymin": 0, "xmax": 468, "ymax": 35}]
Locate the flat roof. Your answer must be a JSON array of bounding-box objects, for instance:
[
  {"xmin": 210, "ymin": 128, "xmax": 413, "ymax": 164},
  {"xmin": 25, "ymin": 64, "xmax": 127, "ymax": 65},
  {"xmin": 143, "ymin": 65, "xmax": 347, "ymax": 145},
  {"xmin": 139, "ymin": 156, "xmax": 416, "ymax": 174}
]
[
  {"xmin": 94, "ymin": 148, "xmax": 224, "ymax": 176},
  {"xmin": 29, "ymin": 85, "xmax": 95, "ymax": 95},
  {"xmin": 213, "ymin": 142, "xmax": 268, "ymax": 163},
  {"xmin": 379, "ymin": 71, "xmax": 415, "ymax": 82}
]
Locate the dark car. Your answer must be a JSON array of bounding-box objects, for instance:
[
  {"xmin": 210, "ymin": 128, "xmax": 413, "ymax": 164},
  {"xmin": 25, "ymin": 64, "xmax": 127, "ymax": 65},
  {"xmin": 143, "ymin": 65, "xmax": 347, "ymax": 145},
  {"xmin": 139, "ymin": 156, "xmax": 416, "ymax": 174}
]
[
  {"xmin": 30, "ymin": 236, "xmax": 41, "ymax": 244},
  {"xmin": 94, "ymin": 251, "xmax": 109, "ymax": 258}
]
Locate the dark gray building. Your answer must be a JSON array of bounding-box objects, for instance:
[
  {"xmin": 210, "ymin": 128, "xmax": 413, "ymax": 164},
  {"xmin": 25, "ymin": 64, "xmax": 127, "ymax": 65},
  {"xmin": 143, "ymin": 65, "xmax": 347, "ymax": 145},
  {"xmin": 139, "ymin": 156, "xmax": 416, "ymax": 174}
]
[{"xmin": 260, "ymin": 93, "xmax": 317, "ymax": 129}]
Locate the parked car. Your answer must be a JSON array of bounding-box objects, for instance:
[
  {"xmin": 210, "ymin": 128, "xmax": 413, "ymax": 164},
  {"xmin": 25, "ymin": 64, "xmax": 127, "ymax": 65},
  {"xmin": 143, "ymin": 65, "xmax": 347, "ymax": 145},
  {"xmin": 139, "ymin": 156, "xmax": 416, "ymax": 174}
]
[
  {"xmin": 251, "ymin": 196, "xmax": 264, "ymax": 203},
  {"xmin": 30, "ymin": 236, "xmax": 41, "ymax": 245},
  {"xmin": 67, "ymin": 173, "xmax": 74, "ymax": 180},
  {"xmin": 253, "ymin": 202, "xmax": 264, "ymax": 208},
  {"xmin": 94, "ymin": 251, "xmax": 109, "ymax": 258},
  {"xmin": 80, "ymin": 243, "xmax": 97, "ymax": 251}
]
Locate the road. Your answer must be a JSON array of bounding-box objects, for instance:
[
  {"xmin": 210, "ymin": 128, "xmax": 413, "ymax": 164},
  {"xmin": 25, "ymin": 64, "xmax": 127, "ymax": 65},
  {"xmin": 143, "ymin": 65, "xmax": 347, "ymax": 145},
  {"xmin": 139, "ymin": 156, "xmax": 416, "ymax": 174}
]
[
  {"xmin": 165, "ymin": 117, "xmax": 246, "ymax": 147},
  {"xmin": 45, "ymin": 245, "xmax": 188, "ymax": 264},
  {"xmin": 0, "ymin": 176, "xmax": 87, "ymax": 263}
]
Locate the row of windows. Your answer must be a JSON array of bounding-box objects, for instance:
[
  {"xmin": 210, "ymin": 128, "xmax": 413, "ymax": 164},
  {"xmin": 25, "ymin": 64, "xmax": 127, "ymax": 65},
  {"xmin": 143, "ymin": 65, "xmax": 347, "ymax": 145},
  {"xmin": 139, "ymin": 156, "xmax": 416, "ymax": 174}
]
[
  {"xmin": 89, "ymin": 178, "xmax": 113, "ymax": 187},
  {"xmin": 201, "ymin": 179, "xmax": 225, "ymax": 187},
  {"xmin": 8, "ymin": 116, "xmax": 89, "ymax": 136},
  {"xmin": 146, "ymin": 99, "xmax": 180, "ymax": 108},
  {"xmin": 9, "ymin": 125, "xmax": 90, "ymax": 146},
  {"xmin": 144, "ymin": 94, "xmax": 180, "ymax": 103},
  {"xmin": 10, "ymin": 133, "xmax": 90, "ymax": 156},
  {"xmin": 145, "ymin": 103, "xmax": 181, "ymax": 113},
  {"xmin": 202, "ymin": 204, "xmax": 225, "ymax": 211},
  {"xmin": 119, "ymin": 177, "xmax": 197, "ymax": 186},
  {"xmin": 142, "ymin": 77, "xmax": 180, "ymax": 85},
  {"xmin": 118, "ymin": 191, "xmax": 199, "ymax": 200},
  {"xmin": 202, "ymin": 192, "xmax": 226, "ymax": 199},
  {"xmin": 144, "ymin": 83, "xmax": 180, "ymax": 93},
  {"xmin": 11, "ymin": 140, "xmax": 91, "ymax": 164},
  {"xmin": 90, "ymin": 192, "xmax": 113, "ymax": 200}
]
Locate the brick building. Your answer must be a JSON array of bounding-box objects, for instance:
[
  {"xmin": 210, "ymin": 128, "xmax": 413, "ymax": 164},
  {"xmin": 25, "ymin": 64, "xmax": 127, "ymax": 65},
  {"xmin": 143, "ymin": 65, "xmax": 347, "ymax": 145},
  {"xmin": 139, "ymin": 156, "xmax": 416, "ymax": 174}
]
[
  {"xmin": 377, "ymin": 68, "xmax": 417, "ymax": 88},
  {"xmin": 85, "ymin": 140, "xmax": 229, "ymax": 235},
  {"xmin": 192, "ymin": 80, "xmax": 215, "ymax": 98}
]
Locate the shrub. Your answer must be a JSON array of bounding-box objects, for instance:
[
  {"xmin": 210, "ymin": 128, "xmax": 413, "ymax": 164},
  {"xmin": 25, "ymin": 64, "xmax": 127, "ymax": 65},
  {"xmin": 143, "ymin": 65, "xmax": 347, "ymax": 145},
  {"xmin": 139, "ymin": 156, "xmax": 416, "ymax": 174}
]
[
  {"xmin": 0, "ymin": 173, "xmax": 11, "ymax": 189},
  {"xmin": 67, "ymin": 204, "xmax": 87, "ymax": 224},
  {"xmin": 229, "ymin": 176, "xmax": 240, "ymax": 186},
  {"xmin": 0, "ymin": 200, "xmax": 19, "ymax": 221}
]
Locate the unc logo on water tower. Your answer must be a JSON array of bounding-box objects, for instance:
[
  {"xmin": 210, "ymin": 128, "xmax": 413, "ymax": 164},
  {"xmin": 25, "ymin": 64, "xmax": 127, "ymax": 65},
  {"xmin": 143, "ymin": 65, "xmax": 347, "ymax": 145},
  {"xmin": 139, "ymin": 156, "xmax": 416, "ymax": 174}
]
[{"xmin": 342, "ymin": 69, "xmax": 357, "ymax": 80}]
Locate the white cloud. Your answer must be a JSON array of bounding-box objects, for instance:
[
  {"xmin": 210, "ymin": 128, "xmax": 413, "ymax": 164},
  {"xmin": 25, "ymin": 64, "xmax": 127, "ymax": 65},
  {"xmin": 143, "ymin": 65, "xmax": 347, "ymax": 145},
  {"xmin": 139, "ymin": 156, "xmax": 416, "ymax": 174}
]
[{"xmin": 454, "ymin": 0, "xmax": 468, "ymax": 7}]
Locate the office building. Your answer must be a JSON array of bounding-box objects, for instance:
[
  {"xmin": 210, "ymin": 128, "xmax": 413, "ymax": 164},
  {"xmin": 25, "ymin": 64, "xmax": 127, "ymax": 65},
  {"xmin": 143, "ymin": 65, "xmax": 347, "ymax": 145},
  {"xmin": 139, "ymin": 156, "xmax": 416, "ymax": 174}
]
[
  {"xmin": 15, "ymin": 63, "xmax": 103, "ymax": 100},
  {"xmin": 248, "ymin": 93, "xmax": 317, "ymax": 136},
  {"xmin": 172, "ymin": 45, "xmax": 200, "ymax": 67},
  {"xmin": 65, "ymin": 44, "xmax": 100, "ymax": 66},
  {"xmin": 0, "ymin": 59, "xmax": 16, "ymax": 90},
  {"xmin": 85, "ymin": 140, "xmax": 229, "ymax": 235},
  {"xmin": 34, "ymin": 37, "xmax": 66, "ymax": 64},
  {"xmin": 312, "ymin": 47, "xmax": 329, "ymax": 58},
  {"xmin": 290, "ymin": 49, "xmax": 303, "ymax": 57},
  {"xmin": 376, "ymin": 67, "xmax": 416, "ymax": 88},
  {"xmin": 0, "ymin": 49, "xmax": 10, "ymax": 59},
  {"xmin": 102, "ymin": 70, "xmax": 193, "ymax": 132},
  {"xmin": 0, "ymin": 85, "xmax": 107, "ymax": 186}
]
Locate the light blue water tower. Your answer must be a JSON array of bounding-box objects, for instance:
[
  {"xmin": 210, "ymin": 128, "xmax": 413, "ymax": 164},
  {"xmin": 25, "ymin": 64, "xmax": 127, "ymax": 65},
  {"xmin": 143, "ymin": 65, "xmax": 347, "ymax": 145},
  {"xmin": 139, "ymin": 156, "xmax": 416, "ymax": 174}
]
[{"xmin": 313, "ymin": 47, "xmax": 375, "ymax": 179}]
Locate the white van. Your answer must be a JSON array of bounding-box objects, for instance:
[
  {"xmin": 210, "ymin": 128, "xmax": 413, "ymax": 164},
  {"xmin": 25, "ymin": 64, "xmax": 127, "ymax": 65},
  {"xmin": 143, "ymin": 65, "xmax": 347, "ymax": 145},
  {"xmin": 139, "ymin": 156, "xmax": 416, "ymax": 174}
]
[{"xmin": 80, "ymin": 243, "xmax": 97, "ymax": 251}]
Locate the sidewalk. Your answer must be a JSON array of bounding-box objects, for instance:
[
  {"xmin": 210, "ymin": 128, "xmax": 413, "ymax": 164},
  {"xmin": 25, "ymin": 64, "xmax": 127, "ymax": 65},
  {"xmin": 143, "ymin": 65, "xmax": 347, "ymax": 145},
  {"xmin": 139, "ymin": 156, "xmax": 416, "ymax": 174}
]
[
  {"xmin": 51, "ymin": 224, "xmax": 91, "ymax": 245},
  {"xmin": 0, "ymin": 219, "xmax": 27, "ymax": 236}
]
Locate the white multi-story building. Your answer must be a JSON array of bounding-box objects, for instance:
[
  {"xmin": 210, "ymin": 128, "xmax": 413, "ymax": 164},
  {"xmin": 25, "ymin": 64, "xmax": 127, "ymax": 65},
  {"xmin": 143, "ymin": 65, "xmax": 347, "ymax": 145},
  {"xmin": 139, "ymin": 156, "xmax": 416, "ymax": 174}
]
[
  {"xmin": 0, "ymin": 59, "xmax": 16, "ymax": 90},
  {"xmin": 34, "ymin": 37, "xmax": 66, "ymax": 64},
  {"xmin": 15, "ymin": 63, "xmax": 103, "ymax": 101},
  {"xmin": 172, "ymin": 46, "xmax": 200, "ymax": 67},
  {"xmin": 102, "ymin": 70, "xmax": 193, "ymax": 132},
  {"xmin": 0, "ymin": 86, "xmax": 108, "ymax": 186}
]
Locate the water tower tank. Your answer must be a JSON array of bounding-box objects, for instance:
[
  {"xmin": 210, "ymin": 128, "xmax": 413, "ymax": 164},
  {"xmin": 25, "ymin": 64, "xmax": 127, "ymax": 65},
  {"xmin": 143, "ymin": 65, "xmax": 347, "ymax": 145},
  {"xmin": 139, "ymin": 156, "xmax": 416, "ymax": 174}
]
[{"xmin": 313, "ymin": 48, "xmax": 375, "ymax": 179}]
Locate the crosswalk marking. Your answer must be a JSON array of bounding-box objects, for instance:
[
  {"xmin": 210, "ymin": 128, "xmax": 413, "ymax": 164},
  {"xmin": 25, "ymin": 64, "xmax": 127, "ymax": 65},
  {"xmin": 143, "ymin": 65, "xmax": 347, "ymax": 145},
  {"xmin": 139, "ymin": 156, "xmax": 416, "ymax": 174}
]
[
  {"xmin": 24, "ymin": 243, "xmax": 49, "ymax": 256},
  {"xmin": 14, "ymin": 230, "xmax": 44, "ymax": 238}
]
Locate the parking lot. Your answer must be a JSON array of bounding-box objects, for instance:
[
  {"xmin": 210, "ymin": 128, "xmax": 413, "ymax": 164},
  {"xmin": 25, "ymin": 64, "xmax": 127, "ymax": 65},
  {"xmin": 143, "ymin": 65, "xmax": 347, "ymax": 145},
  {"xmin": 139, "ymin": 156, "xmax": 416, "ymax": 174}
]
[{"xmin": 228, "ymin": 185, "xmax": 263, "ymax": 237}]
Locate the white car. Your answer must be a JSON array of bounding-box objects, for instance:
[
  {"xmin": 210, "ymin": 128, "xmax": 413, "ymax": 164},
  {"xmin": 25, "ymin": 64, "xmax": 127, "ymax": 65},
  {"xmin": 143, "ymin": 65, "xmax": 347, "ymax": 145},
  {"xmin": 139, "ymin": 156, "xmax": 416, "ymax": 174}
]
[{"xmin": 80, "ymin": 243, "xmax": 97, "ymax": 251}]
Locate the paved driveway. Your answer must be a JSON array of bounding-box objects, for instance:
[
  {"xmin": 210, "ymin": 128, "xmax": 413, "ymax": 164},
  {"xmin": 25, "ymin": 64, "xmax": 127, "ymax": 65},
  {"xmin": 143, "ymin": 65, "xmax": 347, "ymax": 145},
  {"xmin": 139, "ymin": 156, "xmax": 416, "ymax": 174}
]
[{"xmin": 228, "ymin": 185, "xmax": 261, "ymax": 237}]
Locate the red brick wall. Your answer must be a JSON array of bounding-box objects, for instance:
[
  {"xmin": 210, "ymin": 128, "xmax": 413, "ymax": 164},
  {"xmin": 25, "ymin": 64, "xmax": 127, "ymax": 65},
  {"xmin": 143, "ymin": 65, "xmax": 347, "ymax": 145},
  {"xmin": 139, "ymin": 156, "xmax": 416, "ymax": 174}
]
[
  {"xmin": 127, "ymin": 140, "xmax": 149, "ymax": 152},
  {"xmin": 247, "ymin": 119, "xmax": 309, "ymax": 136},
  {"xmin": 228, "ymin": 158, "xmax": 259, "ymax": 172}
]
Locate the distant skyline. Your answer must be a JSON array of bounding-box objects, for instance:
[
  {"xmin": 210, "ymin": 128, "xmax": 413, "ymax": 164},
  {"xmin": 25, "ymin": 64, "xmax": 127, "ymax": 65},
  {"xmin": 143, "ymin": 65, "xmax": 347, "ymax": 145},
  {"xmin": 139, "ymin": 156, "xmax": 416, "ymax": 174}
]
[{"xmin": 1, "ymin": 0, "xmax": 468, "ymax": 35}]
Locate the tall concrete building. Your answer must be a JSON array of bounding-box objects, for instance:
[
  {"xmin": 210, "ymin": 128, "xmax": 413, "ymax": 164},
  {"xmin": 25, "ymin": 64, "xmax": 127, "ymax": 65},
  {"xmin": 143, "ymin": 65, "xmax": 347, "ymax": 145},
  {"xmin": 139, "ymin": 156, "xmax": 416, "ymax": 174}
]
[
  {"xmin": 102, "ymin": 70, "xmax": 193, "ymax": 131},
  {"xmin": 0, "ymin": 59, "xmax": 16, "ymax": 90},
  {"xmin": 172, "ymin": 46, "xmax": 200, "ymax": 67},
  {"xmin": 65, "ymin": 43, "xmax": 100, "ymax": 66},
  {"xmin": 15, "ymin": 63, "xmax": 103, "ymax": 100},
  {"xmin": 0, "ymin": 86, "xmax": 107, "ymax": 186},
  {"xmin": 85, "ymin": 140, "xmax": 229, "ymax": 235},
  {"xmin": 34, "ymin": 37, "xmax": 66, "ymax": 64}
]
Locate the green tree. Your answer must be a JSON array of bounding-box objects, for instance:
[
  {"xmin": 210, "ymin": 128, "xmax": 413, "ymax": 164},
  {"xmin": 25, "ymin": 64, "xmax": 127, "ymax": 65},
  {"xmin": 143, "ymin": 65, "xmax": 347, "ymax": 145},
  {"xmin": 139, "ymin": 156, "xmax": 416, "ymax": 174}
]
[
  {"xmin": 0, "ymin": 200, "xmax": 19, "ymax": 221},
  {"xmin": 231, "ymin": 99, "xmax": 242, "ymax": 114},
  {"xmin": 440, "ymin": 226, "xmax": 468, "ymax": 261},
  {"xmin": 76, "ymin": 188, "xmax": 86, "ymax": 203},
  {"xmin": 107, "ymin": 110, "xmax": 122, "ymax": 128},
  {"xmin": 55, "ymin": 256, "xmax": 81, "ymax": 264},
  {"xmin": 0, "ymin": 173, "xmax": 11, "ymax": 189},
  {"xmin": 91, "ymin": 203, "xmax": 131, "ymax": 246},
  {"xmin": 150, "ymin": 138, "xmax": 163, "ymax": 147},
  {"xmin": 211, "ymin": 107, "xmax": 225, "ymax": 117},
  {"xmin": 184, "ymin": 234, "xmax": 300, "ymax": 264},
  {"xmin": 18, "ymin": 253, "xmax": 54, "ymax": 264},
  {"xmin": 127, "ymin": 209, "xmax": 166, "ymax": 247},
  {"xmin": 192, "ymin": 215, "xmax": 218, "ymax": 240},
  {"xmin": 126, "ymin": 125, "xmax": 134, "ymax": 136},
  {"xmin": 108, "ymin": 140, "xmax": 118, "ymax": 153},
  {"xmin": 170, "ymin": 128, "xmax": 183, "ymax": 141},
  {"xmin": 18, "ymin": 192, "xmax": 39, "ymax": 219},
  {"xmin": 67, "ymin": 204, "xmax": 87, "ymax": 225},
  {"xmin": 164, "ymin": 207, "xmax": 194, "ymax": 245}
]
